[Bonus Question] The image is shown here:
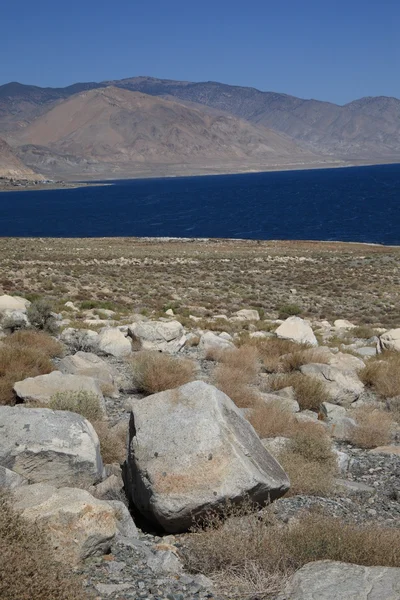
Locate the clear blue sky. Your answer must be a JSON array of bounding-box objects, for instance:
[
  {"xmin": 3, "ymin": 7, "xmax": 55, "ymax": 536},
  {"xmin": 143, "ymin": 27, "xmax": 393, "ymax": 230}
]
[{"xmin": 2, "ymin": 0, "xmax": 399, "ymax": 104}]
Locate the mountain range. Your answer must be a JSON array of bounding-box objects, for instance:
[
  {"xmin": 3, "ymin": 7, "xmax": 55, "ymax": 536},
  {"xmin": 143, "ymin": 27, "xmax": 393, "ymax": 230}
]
[{"xmin": 1, "ymin": 76, "xmax": 400, "ymax": 180}]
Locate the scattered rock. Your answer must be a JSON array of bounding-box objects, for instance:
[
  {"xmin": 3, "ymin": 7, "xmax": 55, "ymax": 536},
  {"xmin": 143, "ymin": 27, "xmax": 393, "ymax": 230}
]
[
  {"xmin": 233, "ymin": 309, "xmax": 260, "ymax": 321},
  {"xmin": 58, "ymin": 351, "xmax": 117, "ymax": 396},
  {"xmin": 0, "ymin": 294, "xmax": 30, "ymax": 313},
  {"xmin": 198, "ymin": 331, "xmax": 235, "ymax": 353},
  {"xmin": 283, "ymin": 560, "xmax": 400, "ymax": 600},
  {"xmin": 334, "ymin": 319, "xmax": 356, "ymax": 329},
  {"xmin": 275, "ymin": 316, "xmax": 318, "ymax": 346},
  {"xmin": 125, "ymin": 381, "xmax": 289, "ymax": 532},
  {"xmin": 0, "ymin": 406, "xmax": 104, "ymax": 487},
  {"xmin": 300, "ymin": 363, "xmax": 364, "ymax": 406},
  {"xmin": 98, "ymin": 327, "xmax": 132, "ymax": 358}
]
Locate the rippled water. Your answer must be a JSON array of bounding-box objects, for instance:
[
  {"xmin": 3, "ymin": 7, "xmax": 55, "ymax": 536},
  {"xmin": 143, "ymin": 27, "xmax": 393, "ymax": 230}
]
[{"xmin": 1, "ymin": 164, "xmax": 399, "ymax": 243}]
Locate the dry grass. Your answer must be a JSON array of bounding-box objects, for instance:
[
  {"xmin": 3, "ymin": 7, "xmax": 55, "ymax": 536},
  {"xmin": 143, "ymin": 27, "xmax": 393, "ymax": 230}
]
[
  {"xmin": 359, "ymin": 352, "xmax": 400, "ymax": 398},
  {"xmin": 278, "ymin": 423, "xmax": 338, "ymax": 496},
  {"xmin": 280, "ymin": 348, "xmax": 330, "ymax": 372},
  {"xmin": 0, "ymin": 491, "xmax": 90, "ymax": 600},
  {"xmin": 92, "ymin": 420, "xmax": 127, "ymax": 465},
  {"xmin": 253, "ymin": 338, "xmax": 306, "ymax": 373},
  {"xmin": 0, "ymin": 344, "xmax": 56, "ymax": 405},
  {"xmin": 48, "ymin": 390, "xmax": 104, "ymax": 422},
  {"xmin": 184, "ymin": 506, "xmax": 400, "ymax": 600},
  {"xmin": 3, "ymin": 329, "xmax": 64, "ymax": 357},
  {"xmin": 349, "ymin": 406, "xmax": 395, "ymax": 448},
  {"xmin": 213, "ymin": 348, "xmax": 260, "ymax": 409},
  {"xmin": 248, "ymin": 399, "xmax": 297, "ymax": 438},
  {"xmin": 129, "ymin": 351, "xmax": 197, "ymax": 394},
  {"xmin": 267, "ymin": 372, "xmax": 327, "ymax": 411}
]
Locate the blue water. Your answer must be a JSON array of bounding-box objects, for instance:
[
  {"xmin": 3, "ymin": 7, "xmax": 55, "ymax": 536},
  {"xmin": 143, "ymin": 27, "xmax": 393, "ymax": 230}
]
[{"xmin": 1, "ymin": 163, "xmax": 399, "ymax": 243}]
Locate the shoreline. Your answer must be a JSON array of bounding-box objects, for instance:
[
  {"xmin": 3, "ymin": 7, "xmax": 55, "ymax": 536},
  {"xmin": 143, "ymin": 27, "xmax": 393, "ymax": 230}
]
[{"xmin": 1, "ymin": 158, "xmax": 400, "ymax": 191}]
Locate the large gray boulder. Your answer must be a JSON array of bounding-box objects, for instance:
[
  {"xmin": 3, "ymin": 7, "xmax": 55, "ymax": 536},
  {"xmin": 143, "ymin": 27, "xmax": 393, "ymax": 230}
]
[
  {"xmin": 58, "ymin": 351, "xmax": 117, "ymax": 396},
  {"xmin": 282, "ymin": 560, "xmax": 400, "ymax": 600},
  {"xmin": 0, "ymin": 406, "xmax": 104, "ymax": 487},
  {"xmin": 198, "ymin": 331, "xmax": 235, "ymax": 353},
  {"xmin": 98, "ymin": 327, "xmax": 132, "ymax": 358},
  {"xmin": 378, "ymin": 328, "xmax": 400, "ymax": 353},
  {"xmin": 300, "ymin": 363, "xmax": 364, "ymax": 406},
  {"xmin": 275, "ymin": 316, "xmax": 318, "ymax": 346},
  {"xmin": 129, "ymin": 320, "xmax": 186, "ymax": 353},
  {"xmin": 13, "ymin": 370, "xmax": 105, "ymax": 411},
  {"xmin": 13, "ymin": 483, "xmax": 117, "ymax": 564},
  {"xmin": 125, "ymin": 381, "xmax": 289, "ymax": 533}
]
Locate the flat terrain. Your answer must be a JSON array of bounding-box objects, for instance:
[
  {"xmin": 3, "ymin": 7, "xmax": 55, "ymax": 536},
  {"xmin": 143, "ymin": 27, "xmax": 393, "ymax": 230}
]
[{"xmin": 1, "ymin": 237, "xmax": 399, "ymax": 328}]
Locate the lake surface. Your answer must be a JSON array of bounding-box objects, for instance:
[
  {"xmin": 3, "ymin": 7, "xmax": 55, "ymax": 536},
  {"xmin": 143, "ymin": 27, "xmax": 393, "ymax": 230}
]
[{"xmin": 1, "ymin": 164, "xmax": 399, "ymax": 243}]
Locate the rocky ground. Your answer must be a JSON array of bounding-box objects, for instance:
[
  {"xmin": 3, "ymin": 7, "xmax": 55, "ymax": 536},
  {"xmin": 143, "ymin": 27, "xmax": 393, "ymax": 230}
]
[{"xmin": 0, "ymin": 260, "xmax": 400, "ymax": 600}]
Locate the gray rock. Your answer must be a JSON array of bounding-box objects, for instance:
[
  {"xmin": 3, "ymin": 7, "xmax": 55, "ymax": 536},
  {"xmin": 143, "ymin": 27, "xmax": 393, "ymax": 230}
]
[
  {"xmin": 328, "ymin": 352, "xmax": 365, "ymax": 371},
  {"xmin": 13, "ymin": 371, "xmax": 105, "ymax": 411},
  {"xmin": 275, "ymin": 316, "xmax": 318, "ymax": 346},
  {"xmin": 129, "ymin": 320, "xmax": 186, "ymax": 353},
  {"xmin": 95, "ymin": 584, "xmax": 132, "ymax": 596},
  {"xmin": 58, "ymin": 351, "xmax": 117, "ymax": 396},
  {"xmin": 13, "ymin": 483, "xmax": 117, "ymax": 564},
  {"xmin": 259, "ymin": 392, "xmax": 300, "ymax": 413},
  {"xmin": 233, "ymin": 309, "xmax": 260, "ymax": 321},
  {"xmin": 107, "ymin": 500, "xmax": 139, "ymax": 538},
  {"xmin": 60, "ymin": 327, "xmax": 99, "ymax": 352},
  {"xmin": 355, "ymin": 346, "xmax": 377, "ymax": 357},
  {"xmin": 336, "ymin": 479, "xmax": 376, "ymax": 494},
  {"xmin": 198, "ymin": 331, "xmax": 235, "ymax": 353},
  {"xmin": 282, "ymin": 560, "xmax": 400, "ymax": 600},
  {"xmin": 0, "ymin": 406, "xmax": 103, "ymax": 487},
  {"xmin": 0, "ymin": 294, "xmax": 30, "ymax": 313},
  {"xmin": 300, "ymin": 363, "xmax": 364, "ymax": 406},
  {"xmin": 0, "ymin": 465, "xmax": 28, "ymax": 489},
  {"xmin": 125, "ymin": 381, "xmax": 289, "ymax": 532},
  {"xmin": 334, "ymin": 319, "xmax": 356, "ymax": 329},
  {"xmin": 378, "ymin": 328, "xmax": 400, "ymax": 353},
  {"xmin": 98, "ymin": 327, "xmax": 132, "ymax": 358}
]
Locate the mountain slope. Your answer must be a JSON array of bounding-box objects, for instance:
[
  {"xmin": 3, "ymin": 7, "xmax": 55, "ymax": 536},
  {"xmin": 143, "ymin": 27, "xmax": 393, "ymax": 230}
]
[
  {"xmin": 0, "ymin": 137, "xmax": 42, "ymax": 180},
  {"xmin": 11, "ymin": 86, "xmax": 319, "ymax": 178}
]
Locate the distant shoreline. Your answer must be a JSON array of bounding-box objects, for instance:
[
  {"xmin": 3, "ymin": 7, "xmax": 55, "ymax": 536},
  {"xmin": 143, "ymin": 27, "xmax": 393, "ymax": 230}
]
[{"xmin": 1, "ymin": 159, "xmax": 400, "ymax": 192}]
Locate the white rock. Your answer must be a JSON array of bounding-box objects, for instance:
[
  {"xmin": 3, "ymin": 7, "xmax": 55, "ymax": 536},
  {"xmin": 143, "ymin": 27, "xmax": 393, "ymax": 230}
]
[
  {"xmin": 129, "ymin": 320, "xmax": 186, "ymax": 353},
  {"xmin": 219, "ymin": 332, "xmax": 233, "ymax": 341},
  {"xmin": 0, "ymin": 406, "xmax": 103, "ymax": 487},
  {"xmin": 125, "ymin": 381, "xmax": 289, "ymax": 532},
  {"xmin": 199, "ymin": 331, "xmax": 235, "ymax": 353},
  {"xmin": 334, "ymin": 319, "xmax": 356, "ymax": 329},
  {"xmin": 259, "ymin": 392, "xmax": 300, "ymax": 413},
  {"xmin": 98, "ymin": 327, "xmax": 132, "ymax": 357},
  {"xmin": 58, "ymin": 351, "xmax": 117, "ymax": 396},
  {"xmin": 13, "ymin": 484, "xmax": 117, "ymax": 564},
  {"xmin": 377, "ymin": 328, "xmax": 400, "ymax": 353},
  {"xmin": 275, "ymin": 316, "xmax": 318, "ymax": 346},
  {"xmin": 234, "ymin": 309, "xmax": 260, "ymax": 321},
  {"xmin": 328, "ymin": 352, "xmax": 365, "ymax": 372},
  {"xmin": 300, "ymin": 363, "xmax": 364, "ymax": 406},
  {"xmin": 165, "ymin": 308, "xmax": 174, "ymax": 316},
  {"xmin": 14, "ymin": 371, "xmax": 105, "ymax": 411},
  {"xmin": 0, "ymin": 294, "xmax": 30, "ymax": 313},
  {"xmin": 64, "ymin": 301, "xmax": 79, "ymax": 311}
]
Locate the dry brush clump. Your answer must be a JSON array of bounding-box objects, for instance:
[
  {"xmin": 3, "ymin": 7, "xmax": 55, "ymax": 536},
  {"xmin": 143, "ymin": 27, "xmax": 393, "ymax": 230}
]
[
  {"xmin": 48, "ymin": 390, "xmax": 104, "ymax": 422},
  {"xmin": 267, "ymin": 372, "xmax": 327, "ymax": 411},
  {"xmin": 359, "ymin": 352, "xmax": 400, "ymax": 399},
  {"xmin": 248, "ymin": 399, "xmax": 297, "ymax": 438},
  {"xmin": 213, "ymin": 345, "xmax": 261, "ymax": 409},
  {"xmin": 278, "ymin": 423, "xmax": 338, "ymax": 496},
  {"xmin": 349, "ymin": 405, "xmax": 395, "ymax": 449},
  {"xmin": 0, "ymin": 491, "xmax": 90, "ymax": 600},
  {"xmin": 184, "ymin": 506, "xmax": 400, "ymax": 600},
  {"xmin": 129, "ymin": 351, "xmax": 197, "ymax": 394},
  {"xmin": 0, "ymin": 330, "xmax": 64, "ymax": 405},
  {"xmin": 92, "ymin": 420, "xmax": 127, "ymax": 465}
]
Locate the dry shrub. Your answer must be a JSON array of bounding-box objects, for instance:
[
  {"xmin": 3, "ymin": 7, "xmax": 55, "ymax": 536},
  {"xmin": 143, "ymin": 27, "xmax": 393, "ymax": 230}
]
[
  {"xmin": 278, "ymin": 423, "xmax": 337, "ymax": 496},
  {"xmin": 92, "ymin": 420, "xmax": 127, "ymax": 464},
  {"xmin": 0, "ymin": 345, "xmax": 55, "ymax": 405},
  {"xmin": 280, "ymin": 348, "xmax": 329, "ymax": 372},
  {"xmin": 3, "ymin": 329, "xmax": 63, "ymax": 358},
  {"xmin": 130, "ymin": 351, "xmax": 197, "ymax": 394},
  {"xmin": 218, "ymin": 345, "xmax": 260, "ymax": 378},
  {"xmin": 359, "ymin": 353, "xmax": 400, "ymax": 398},
  {"xmin": 251, "ymin": 338, "xmax": 307, "ymax": 373},
  {"xmin": 249, "ymin": 399, "xmax": 297, "ymax": 438},
  {"xmin": 268, "ymin": 372, "xmax": 327, "ymax": 411},
  {"xmin": 48, "ymin": 390, "xmax": 104, "ymax": 422},
  {"xmin": 204, "ymin": 346, "xmax": 224, "ymax": 361},
  {"xmin": 0, "ymin": 491, "xmax": 90, "ymax": 600},
  {"xmin": 212, "ymin": 345, "xmax": 261, "ymax": 409},
  {"xmin": 349, "ymin": 406, "xmax": 395, "ymax": 448},
  {"xmin": 184, "ymin": 506, "xmax": 400, "ymax": 600}
]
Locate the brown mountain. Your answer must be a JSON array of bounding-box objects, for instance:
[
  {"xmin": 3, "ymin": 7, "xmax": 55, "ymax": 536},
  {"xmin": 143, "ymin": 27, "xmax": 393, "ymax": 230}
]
[
  {"xmin": 9, "ymin": 86, "xmax": 320, "ymax": 179},
  {"xmin": 0, "ymin": 137, "xmax": 42, "ymax": 180}
]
